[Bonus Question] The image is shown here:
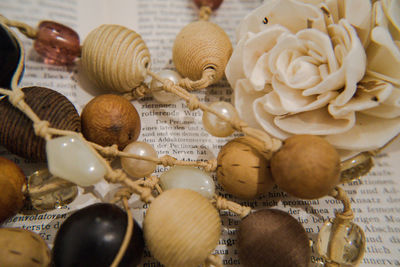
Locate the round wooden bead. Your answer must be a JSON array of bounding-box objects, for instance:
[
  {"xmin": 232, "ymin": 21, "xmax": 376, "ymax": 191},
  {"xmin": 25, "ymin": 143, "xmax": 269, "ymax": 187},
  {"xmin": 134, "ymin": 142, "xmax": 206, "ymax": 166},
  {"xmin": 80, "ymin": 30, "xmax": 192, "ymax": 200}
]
[
  {"xmin": 81, "ymin": 94, "xmax": 141, "ymax": 150},
  {"xmin": 172, "ymin": 20, "xmax": 232, "ymax": 83},
  {"xmin": 217, "ymin": 136, "xmax": 274, "ymax": 199},
  {"xmin": 53, "ymin": 203, "xmax": 144, "ymax": 267},
  {"xmin": 238, "ymin": 209, "xmax": 310, "ymax": 267},
  {"xmin": 0, "ymin": 86, "xmax": 81, "ymax": 161},
  {"xmin": 81, "ymin": 24, "xmax": 151, "ymax": 92},
  {"xmin": 143, "ymin": 188, "xmax": 220, "ymax": 267},
  {"xmin": 0, "ymin": 228, "xmax": 51, "ymax": 267},
  {"xmin": 0, "ymin": 157, "xmax": 26, "ymax": 222},
  {"xmin": 194, "ymin": 0, "xmax": 223, "ymax": 10},
  {"xmin": 271, "ymin": 135, "xmax": 340, "ymax": 199}
]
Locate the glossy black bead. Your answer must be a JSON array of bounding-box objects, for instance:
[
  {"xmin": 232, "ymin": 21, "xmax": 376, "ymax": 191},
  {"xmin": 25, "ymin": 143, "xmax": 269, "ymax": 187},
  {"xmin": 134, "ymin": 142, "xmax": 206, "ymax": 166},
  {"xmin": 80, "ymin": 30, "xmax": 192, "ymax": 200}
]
[
  {"xmin": 53, "ymin": 203, "xmax": 144, "ymax": 267},
  {"xmin": 0, "ymin": 23, "xmax": 22, "ymax": 90}
]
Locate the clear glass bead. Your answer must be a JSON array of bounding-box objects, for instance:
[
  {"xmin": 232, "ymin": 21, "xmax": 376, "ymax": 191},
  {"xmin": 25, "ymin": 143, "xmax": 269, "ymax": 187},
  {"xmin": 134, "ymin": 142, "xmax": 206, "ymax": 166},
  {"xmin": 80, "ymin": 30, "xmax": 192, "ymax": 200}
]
[
  {"xmin": 340, "ymin": 152, "xmax": 373, "ymax": 182},
  {"xmin": 317, "ymin": 218, "xmax": 365, "ymax": 265},
  {"xmin": 121, "ymin": 141, "xmax": 158, "ymax": 178},
  {"xmin": 150, "ymin": 69, "xmax": 181, "ymax": 104},
  {"xmin": 159, "ymin": 166, "xmax": 215, "ymax": 199},
  {"xmin": 46, "ymin": 135, "xmax": 106, "ymax": 186},
  {"xmin": 34, "ymin": 21, "xmax": 80, "ymax": 65},
  {"xmin": 26, "ymin": 169, "xmax": 78, "ymax": 211},
  {"xmin": 202, "ymin": 101, "xmax": 239, "ymax": 137}
]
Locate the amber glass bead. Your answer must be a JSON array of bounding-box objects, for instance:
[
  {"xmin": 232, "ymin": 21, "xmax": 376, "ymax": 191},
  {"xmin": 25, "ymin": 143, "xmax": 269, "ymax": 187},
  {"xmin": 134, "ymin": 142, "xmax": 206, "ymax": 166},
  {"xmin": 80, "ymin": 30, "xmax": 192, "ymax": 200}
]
[
  {"xmin": 34, "ymin": 21, "xmax": 80, "ymax": 65},
  {"xmin": 194, "ymin": 0, "xmax": 223, "ymax": 10}
]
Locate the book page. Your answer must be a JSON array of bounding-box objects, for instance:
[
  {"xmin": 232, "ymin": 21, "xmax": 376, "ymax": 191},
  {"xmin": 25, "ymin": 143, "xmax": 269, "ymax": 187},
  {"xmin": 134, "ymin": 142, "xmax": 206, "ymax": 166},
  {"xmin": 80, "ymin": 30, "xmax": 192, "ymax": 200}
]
[{"xmin": 1, "ymin": 0, "xmax": 400, "ymax": 267}]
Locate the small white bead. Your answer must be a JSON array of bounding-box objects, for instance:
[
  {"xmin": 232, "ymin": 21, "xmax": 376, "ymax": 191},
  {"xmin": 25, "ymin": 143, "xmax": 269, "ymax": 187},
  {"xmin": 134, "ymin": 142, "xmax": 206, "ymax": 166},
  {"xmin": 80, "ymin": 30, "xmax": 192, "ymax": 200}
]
[
  {"xmin": 159, "ymin": 166, "xmax": 215, "ymax": 199},
  {"xmin": 121, "ymin": 141, "xmax": 158, "ymax": 178},
  {"xmin": 46, "ymin": 135, "xmax": 106, "ymax": 186},
  {"xmin": 150, "ymin": 70, "xmax": 181, "ymax": 104},
  {"xmin": 202, "ymin": 101, "xmax": 239, "ymax": 137}
]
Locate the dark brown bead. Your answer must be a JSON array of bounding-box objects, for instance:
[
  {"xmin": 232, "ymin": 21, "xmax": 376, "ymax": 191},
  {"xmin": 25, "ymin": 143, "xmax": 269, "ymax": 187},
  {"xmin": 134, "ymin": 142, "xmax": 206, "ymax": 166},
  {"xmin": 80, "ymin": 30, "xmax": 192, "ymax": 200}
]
[
  {"xmin": 0, "ymin": 87, "xmax": 81, "ymax": 161},
  {"xmin": 238, "ymin": 209, "xmax": 311, "ymax": 267}
]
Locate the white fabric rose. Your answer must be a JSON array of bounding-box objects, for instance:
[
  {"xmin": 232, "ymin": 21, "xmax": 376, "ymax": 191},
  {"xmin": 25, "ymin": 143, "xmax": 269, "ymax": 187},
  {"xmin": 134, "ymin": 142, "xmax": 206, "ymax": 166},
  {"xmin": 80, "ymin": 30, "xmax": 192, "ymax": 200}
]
[{"xmin": 226, "ymin": 0, "xmax": 400, "ymax": 156}]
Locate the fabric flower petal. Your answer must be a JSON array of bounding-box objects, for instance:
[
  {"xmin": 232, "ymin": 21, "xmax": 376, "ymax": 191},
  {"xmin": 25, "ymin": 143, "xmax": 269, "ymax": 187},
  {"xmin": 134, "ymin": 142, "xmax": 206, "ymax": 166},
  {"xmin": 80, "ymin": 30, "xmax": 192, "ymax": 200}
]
[{"xmin": 325, "ymin": 113, "xmax": 400, "ymax": 151}]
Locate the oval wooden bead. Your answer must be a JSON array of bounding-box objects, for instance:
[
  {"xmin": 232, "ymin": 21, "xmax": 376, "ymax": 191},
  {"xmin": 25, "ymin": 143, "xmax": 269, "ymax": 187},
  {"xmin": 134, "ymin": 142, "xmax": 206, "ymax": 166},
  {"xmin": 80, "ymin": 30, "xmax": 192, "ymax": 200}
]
[
  {"xmin": 217, "ymin": 136, "xmax": 275, "ymax": 199},
  {"xmin": 172, "ymin": 20, "xmax": 232, "ymax": 82},
  {"xmin": 0, "ymin": 86, "xmax": 81, "ymax": 161},
  {"xmin": 0, "ymin": 228, "xmax": 51, "ymax": 267},
  {"xmin": 81, "ymin": 24, "xmax": 151, "ymax": 92},
  {"xmin": 271, "ymin": 135, "xmax": 340, "ymax": 199},
  {"xmin": 0, "ymin": 156, "xmax": 26, "ymax": 222},
  {"xmin": 143, "ymin": 188, "xmax": 221, "ymax": 267},
  {"xmin": 238, "ymin": 209, "xmax": 310, "ymax": 267}
]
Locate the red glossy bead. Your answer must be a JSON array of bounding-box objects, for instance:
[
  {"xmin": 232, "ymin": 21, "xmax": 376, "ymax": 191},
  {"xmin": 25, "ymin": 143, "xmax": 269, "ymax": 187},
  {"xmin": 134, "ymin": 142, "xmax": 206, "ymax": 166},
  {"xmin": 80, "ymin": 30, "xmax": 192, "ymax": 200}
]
[
  {"xmin": 34, "ymin": 21, "xmax": 80, "ymax": 65},
  {"xmin": 194, "ymin": 0, "xmax": 223, "ymax": 10}
]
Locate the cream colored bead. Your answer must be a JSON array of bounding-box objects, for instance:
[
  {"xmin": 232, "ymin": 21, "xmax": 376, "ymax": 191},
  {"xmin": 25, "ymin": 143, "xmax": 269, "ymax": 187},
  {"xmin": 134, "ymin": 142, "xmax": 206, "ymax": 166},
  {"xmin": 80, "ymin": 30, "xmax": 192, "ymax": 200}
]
[
  {"xmin": 143, "ymin": 188, "xmax": 221, "ymax": 267},
  {"xmin": 46, "ymin": 135, "xmax": 106, "ymax": 186},
  {"xmin": 159, "ymin": 166, "xmax": 215, "ymax": 199},
  {"xmin": 172, "ymin": 20, "xmax": 232, "ymax": 82},
  {"xmin": 121, "ymin": 141, "xmax": 157, "ymax": 178},
  {"xmin": 202, "ymin": 101, "xmax": 239, "ymax": 137},
  {"xmin": 150, "ymin": 70, "xmax": 181, "ymax": 104}
]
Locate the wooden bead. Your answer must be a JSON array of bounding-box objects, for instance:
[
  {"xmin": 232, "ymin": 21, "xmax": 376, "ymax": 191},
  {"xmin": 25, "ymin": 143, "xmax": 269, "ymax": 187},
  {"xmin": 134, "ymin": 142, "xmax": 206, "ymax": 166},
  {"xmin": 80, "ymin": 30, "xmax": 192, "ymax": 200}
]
[
  {"xmin": 238, "ymin": 209, "xmax": 310, "ymax": 267},
  {"xmin": 0, "ymin": 157, "xmax": 26, "ymax": 222},
  {"xmin": 81, "ymin": 24, "xmax": 151, "ymax": 92},
  {"xmin": 143, "ymin": 188, "xmax": 220, "ymax": 267},
  {"xmin": 217, "ymin": 136, "xmax": 274, "ymax": 199},
  {"xmin": 81, "ymin": 94, "xmax": 141, "ymax": 150},
  {"xmin": 172, "ymin": 21, "xmax": 232, "ymax": 82},
  {"xmin": 271, "ymin": 135, "xmax": 340, "ymax": 199},
  {"xmin": 0, "ymin": 86, "xmax": 81, "ymax": 161},
  {"xmin": 0, "ymin": 228, "xmax": 51, "ymax": 267}
]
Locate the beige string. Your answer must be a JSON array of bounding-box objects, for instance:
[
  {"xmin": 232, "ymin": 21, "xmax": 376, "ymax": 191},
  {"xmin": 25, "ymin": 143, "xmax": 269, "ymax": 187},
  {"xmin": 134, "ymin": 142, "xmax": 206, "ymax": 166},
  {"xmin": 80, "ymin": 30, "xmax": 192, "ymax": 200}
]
[
  {"xmin": 204, "ymin": 254, "xmax": 222, "ymax": 267},
  {"xmin": 91, "ymin": 142, "xmax": 218, "ymax": 171},
  {"xmin": 122, "ymin": 83, "xmax": 151, "ymax": 101},
  {"xmin": 178, "ymin": 68, "xmax": 216, "ymax": 91},
  {"xmin": 212, "ymin": 195, "xmax": 252, "ymax": 219},
  {"xmin": 0, "ymin": 15, "xmax": 38, "ymax": 38},
  {"xmin": 110, "ymin": 198, "xmax": 134, "ymax": 267},
  {"xmin": 147, "ymin": 69, "xmax": 283, "ymax": 154},
  {"xmin": 199, "ymin": 6, "xmax": 212, "ymax": 21}
]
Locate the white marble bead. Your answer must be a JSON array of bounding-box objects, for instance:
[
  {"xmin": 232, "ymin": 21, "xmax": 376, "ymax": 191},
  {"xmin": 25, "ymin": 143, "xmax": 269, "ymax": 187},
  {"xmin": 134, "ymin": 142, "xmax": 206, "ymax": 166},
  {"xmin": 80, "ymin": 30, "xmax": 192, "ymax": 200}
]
[
  {"xmin": 159, "ymin": 166, "xmax": 215, "ymax": 199},
  {"xmin": 121, "ymin": 141, "xmax": 158, "ymax": 178},
  {"xmin": 150, "ymin": 69, "xmax": 181, "ymax": 104},
  {"xmin": 202, "ymin": 101, "xmax": 239, "ymax": 137},
  {"xmin": 46, "ymin": 135, "xmax": 106, "ymax": 187}
]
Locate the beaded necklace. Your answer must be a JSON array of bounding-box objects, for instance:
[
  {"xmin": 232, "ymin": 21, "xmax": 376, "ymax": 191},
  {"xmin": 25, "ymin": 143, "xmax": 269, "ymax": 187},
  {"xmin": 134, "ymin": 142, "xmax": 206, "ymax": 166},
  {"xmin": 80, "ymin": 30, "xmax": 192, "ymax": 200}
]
[{"xmin": 0, "ymin": 1, "xmax": 370, "ymax": 266}]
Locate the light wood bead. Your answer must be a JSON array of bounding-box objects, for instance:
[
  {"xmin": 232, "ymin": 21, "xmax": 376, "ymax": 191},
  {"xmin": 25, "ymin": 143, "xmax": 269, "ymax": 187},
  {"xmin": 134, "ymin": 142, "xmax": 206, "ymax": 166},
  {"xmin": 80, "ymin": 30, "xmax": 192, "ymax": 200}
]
[
  {"xmin": 0, "ymin": 228, "xmax": 51, "ymax": 267},
  {"xmin": 81, "ymin": 24, "xmax": 151, "ymax": 93},
  {"xmin": 143, "ymin": 188, "xmax": 221, "ymax": 267},
  {"xmin": 172, "ymin": 20, "xmax": 232, "ymax": 82},
  {"xmin": 217, "ymin": 136, "xmax": 275, "ymax": 199},
  {"xmin": 271, "ymin": 135, "xmax": 340, "ymax": 199}
]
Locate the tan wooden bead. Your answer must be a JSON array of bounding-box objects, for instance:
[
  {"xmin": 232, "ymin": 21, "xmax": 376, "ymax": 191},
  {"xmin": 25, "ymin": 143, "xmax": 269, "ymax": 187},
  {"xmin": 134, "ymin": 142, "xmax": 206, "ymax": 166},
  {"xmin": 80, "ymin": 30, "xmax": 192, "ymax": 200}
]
[
  {"xmin": 271, "ymin": 134, "xmax": 340, "ymax": 199},
  {"xmin": 172, "ymin": 20, "xmax": 232, "ymax": 82},
  {"xmin": 81, "ymin": 94, "xmax": 141, "ymax": 150},
  {"xmin": 0, "ymin": 228, "xmax": 51, "ymax": 267},
  {"xmin": 0, "ymin": 157, "xmax": 26, "ymax": 223},
  {"xmin": 217, "ymin": 136, "xmax": 275, "ymax": 199},
  {"xmin": 143, "ymin": 188, "xmax": 220, "ymax": 267}
]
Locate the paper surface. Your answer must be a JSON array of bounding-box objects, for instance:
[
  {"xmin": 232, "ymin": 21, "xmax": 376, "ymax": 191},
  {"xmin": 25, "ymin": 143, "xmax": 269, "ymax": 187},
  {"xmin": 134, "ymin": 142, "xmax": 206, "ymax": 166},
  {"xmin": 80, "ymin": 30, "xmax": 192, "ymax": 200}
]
[{"xmin": 1, "ymin": 0, "xmax": 399, "ymax": 266}]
